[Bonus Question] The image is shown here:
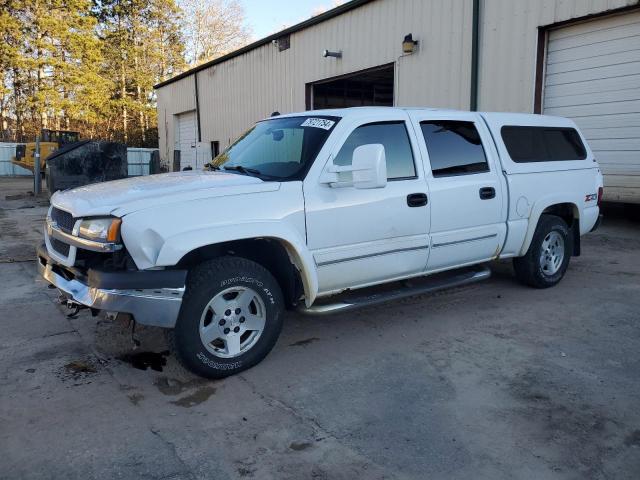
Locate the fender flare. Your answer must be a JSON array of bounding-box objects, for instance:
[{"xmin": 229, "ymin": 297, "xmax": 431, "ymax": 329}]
[
  {"xmin": 519, "ymin": 195, "xmax": 581, "ymax": 256},
  {"xmin": 154, "ymin": 221, "xmax": 319, "ymax": 306}
]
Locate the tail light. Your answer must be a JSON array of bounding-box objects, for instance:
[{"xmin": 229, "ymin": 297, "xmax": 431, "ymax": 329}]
[{"xmin": 597, "ymin": 186, "xmax": 603, "ymax": 207}]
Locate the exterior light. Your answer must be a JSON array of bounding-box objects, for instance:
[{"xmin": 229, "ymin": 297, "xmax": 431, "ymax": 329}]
[
  {"xmin": 402, "ymin": 34, "xmax": 419, "ymax": 54},
  {"xmin": 322, "ymin": 49, "xmax": 342, "ymax": 58}
]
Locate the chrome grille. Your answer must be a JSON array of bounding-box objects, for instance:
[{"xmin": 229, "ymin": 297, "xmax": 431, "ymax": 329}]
[{"xmin": 51, "ymin": 207, "xmax": 75, "ymax": 233}]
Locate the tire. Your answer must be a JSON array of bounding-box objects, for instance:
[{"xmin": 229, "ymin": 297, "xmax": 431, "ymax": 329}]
[
  {"xmin": 513, "ymin": 215, "xmax": 571, "ymax": 289},
  {"xmin": 169, "ymin": 256, "xmax": 284, "ymax": 378}
]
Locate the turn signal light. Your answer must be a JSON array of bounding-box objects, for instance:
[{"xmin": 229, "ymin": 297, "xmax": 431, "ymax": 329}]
[{"xmin": 107, "ymin": 218, "xmax": 122, "ymax": 242}]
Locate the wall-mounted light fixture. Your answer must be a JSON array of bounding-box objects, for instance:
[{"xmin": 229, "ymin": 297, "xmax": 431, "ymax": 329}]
[
  {"xmin": 402, "ymin": 34, "xmax": 419, "ymax": 54},
  {"xmin": 322, "ymin": 49, "xmax": 342, "ymax": 59}
]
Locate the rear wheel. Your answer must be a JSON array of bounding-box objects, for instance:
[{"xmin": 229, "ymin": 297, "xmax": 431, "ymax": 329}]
[
  {"xmin": 513, "ymin": 215, "xmax": 571, "ymax": 288},
  {"xmin": 170, "ymin": 256, "xmax": 284, "ymax": 378}
]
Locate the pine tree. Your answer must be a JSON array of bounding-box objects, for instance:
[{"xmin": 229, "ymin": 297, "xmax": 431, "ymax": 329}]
[{"xmin": 95, "ymin": 0, "xmax": 185, "ymax": 146}]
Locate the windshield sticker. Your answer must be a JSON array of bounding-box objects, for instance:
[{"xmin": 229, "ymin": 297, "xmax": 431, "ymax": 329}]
[{"xmin": 301, "ymin": 118, "xmax": 335, "ymax": 130}]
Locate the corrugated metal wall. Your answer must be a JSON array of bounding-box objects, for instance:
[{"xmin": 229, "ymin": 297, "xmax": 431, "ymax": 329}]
[{"xmin": 156, "ymin": 0, "xmax": 640, "ymax": 167}]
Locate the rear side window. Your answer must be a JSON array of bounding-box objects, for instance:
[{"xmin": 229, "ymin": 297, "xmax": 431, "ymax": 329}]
[
  {"xmin": 501, "ymin": 126, "xmax": 587, "ymax": 162},
  {"xmin": 420, "ymin": 121, "xmax": 489, "ymax": 177},
  {"xmin": 334, "ymin": 122, "xmax": 416, "ymax": 180}
]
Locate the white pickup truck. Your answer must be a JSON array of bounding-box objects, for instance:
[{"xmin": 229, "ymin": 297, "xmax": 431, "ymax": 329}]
[{"xmin": 38, "ymin": 107, "xmax": 603, "ymax": 378}]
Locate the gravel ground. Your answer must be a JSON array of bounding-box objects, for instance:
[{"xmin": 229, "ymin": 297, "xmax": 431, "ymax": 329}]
[{"xmin": 1, "ymin": 177, "xmax": 639, "ymax": 480}]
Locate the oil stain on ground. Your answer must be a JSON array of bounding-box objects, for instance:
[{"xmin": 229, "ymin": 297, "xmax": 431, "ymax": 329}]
[
  {"xmin": 55, "ymin": 359, "xmax": 99, "ymax": 386},
  {"xmin": 289, "ymin": 441, "xmax": 312, "ymax": 451},
  {"xmin": 127, "ymin": 393, "xmax": 144, "ymax": 406},
  {"xmin": 624, "ymin": 430, "xmax": 640, "ymax": 447},
  {"xmin": 289, "ymin": 337, "xmax": 320, "ymax": 347},
  {"xmin": 170, "ymin": 386, "xmax": 217, "ymax": 408},
  {"xmin": 117, "ymin": 350, "xmax": 170, "ymax": 372},
  {"xmin": 154, "ymin": 376, "xmax": 207, "ymax": 396}
]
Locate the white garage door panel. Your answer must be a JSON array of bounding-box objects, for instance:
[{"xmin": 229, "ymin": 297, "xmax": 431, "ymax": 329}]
[
  {"xmin": 544, "ymin": 11, "xmax": 640, "ymax": 203},
  {"xmin": 589, "ymin": 138, "xmax": 640, "ymax": 151},
  {"xmin": 548, "ymin": 35, "xmax": 640, "ymax": 63},
  {"xmin": 544, "ymin": 99, "xmax": 640, "ymax": 117},
  {"xmin": 545, "ymin": 74, "xmax": 640, "ymax": 98},
  {"xmin": 546, "ymin": 49, "xmax": 640, "ymax": 75},
  {"xmin": 605, "ymin": 176, "xmax": 640, "ymax": 188},
  {"xmin": 545, "ymin": 61, "xmax": 640, "ymax": 86},
  {"xmin": 601, "ymin": 164, "xmax": 640, "ymax": 175},
  {"xmin": 582, "ymin": 126, "xmax": 640, "ymax": 140},
  {"xmin": 573, "ymin": 112, "xmax": 640, "ymax": 130},
  {"xmin": 548, "ymin": 17, "xmax": 640, "ymax": 49},
  {"xmin": 545, "ymin": 88, "xmax": 639, "ymax": 108},
  {"xmin": 591, "ymin": 150, "xmax": 640, "ymax": 165}
]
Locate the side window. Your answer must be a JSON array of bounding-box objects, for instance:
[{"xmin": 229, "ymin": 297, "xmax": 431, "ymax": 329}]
[
  {"xmin": 420, "ymin": 121, "xmax": 489, "ymax": 177},
  {"xmin": 333, "ymin": 122, "xmax": 416, "ymax": 180},
  {"xmin": 501, "ymin": 126, "xmax": 587, "ymax": 162}
]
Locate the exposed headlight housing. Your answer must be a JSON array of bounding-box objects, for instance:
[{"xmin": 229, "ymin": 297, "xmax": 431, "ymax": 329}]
[{"xmin": 78, "ymin": 217, "xmax": 122, "ymax": 243}]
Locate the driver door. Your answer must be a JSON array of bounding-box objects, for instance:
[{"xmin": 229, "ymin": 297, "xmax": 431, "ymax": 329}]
[{"xmin": 304, "ymin": 113, "xmax": 431, "ymax": 294}]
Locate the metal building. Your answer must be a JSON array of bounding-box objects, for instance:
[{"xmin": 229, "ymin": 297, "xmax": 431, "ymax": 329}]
[{"xmin": 154, "ymin": 0, "xmax": 640, "ymax": 203}]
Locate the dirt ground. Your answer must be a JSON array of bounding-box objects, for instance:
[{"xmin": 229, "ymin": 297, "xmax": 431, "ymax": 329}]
[{"xmin": 1, "ymin": 176, "xmax": 639, "ymax": 480}]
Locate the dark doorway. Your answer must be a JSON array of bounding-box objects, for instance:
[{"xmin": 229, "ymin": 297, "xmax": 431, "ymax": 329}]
[{"xmin": 308, "ymin": 64, "xmax": 394, "ymax": 110}]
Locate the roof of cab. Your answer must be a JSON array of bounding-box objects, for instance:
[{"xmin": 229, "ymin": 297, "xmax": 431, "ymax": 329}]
[{"xmin": 272, "ymin": 106, "xmax": 576, "ymax": 126}]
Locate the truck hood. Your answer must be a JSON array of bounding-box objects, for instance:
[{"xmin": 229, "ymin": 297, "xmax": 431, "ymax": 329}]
[{"xmin": 51, "ymin": 171, "xmax": 280, "ymax": 217}]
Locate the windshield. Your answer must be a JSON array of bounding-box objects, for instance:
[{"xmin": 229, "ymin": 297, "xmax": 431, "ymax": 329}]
[{"xmin": 212, "ymin": 115, "xmax": 340, "ymax": 180}]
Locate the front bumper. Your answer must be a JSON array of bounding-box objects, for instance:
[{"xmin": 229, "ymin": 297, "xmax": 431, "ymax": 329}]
[{"xmin": 37, "ymin": 245, "xmax": 186, "ymax": 328}]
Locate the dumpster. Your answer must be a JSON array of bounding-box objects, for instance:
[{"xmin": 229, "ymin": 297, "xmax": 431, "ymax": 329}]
[{"xmin": 46, "ymin": 141, "xmax": 128, "ymax": 195}]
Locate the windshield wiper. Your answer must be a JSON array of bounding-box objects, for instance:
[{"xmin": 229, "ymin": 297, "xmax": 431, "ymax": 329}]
[{"xmin": 223, "ymin": 165, "xmax": 262, "ymax": 176}]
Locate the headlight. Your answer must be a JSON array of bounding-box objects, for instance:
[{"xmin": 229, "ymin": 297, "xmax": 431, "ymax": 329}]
[{"xmin": 78, "ymin": 217, "xmax": 122, "ymax": 243}]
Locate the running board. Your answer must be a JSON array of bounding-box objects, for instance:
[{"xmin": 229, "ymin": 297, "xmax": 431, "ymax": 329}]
[{"xmin": 298, "ymin": 265, "xmax": 491, "ymax": 316}]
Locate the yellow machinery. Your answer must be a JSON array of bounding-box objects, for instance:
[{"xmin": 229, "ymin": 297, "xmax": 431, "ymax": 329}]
[{"xmin": 12, "ymin": 129, "xmax": 80, "ymax": 174}]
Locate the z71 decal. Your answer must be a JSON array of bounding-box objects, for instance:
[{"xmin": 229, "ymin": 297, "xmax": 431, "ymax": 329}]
[{"xmin": 585, "ymin": 193, "xmax": 598, "ymax": 202}]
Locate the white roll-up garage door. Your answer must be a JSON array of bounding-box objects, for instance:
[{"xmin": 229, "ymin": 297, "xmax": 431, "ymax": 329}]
[
  {"xmin": 175, "ymin": 110, "xmax": 197, "ymax": 170},
  {"xmin": 543, "ymin": 10, "xmax": 640, "ymax": 203}
]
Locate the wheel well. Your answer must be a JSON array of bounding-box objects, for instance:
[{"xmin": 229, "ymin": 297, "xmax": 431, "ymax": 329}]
[
  {"xmin": 177, "ymin": 238, "xmax": 304, "ymax": 308},
  {"xmin": 542, "ymin": 203, "xmax": 578, "ymax": 226},
  {"xmin": 541, "ymin": 203, "xmax": 580, "ymax": 256}
]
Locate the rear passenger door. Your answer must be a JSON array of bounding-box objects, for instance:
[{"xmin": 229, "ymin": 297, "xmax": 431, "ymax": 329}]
[{"xmin": 408, "ymin": 111, "xmax": 506, "ymax": 272}]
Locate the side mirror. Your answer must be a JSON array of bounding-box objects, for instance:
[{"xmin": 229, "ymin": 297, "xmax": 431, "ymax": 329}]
[
  {"xmin": 351, "ymin": 144, "xmax": 387, "ymax": 189},
  {"xmin": 321, "ymin": 143, "xmax": 387, "ymax": 189}
]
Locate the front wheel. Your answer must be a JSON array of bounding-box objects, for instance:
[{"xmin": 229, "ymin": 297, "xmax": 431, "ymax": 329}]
[
  {"xmin": 170, "ymin": 256, "xmax": 284, "ymax": 378},
  {"xmin": 513, "ymin": 215, "xmax": 571, "ymax": 289}
]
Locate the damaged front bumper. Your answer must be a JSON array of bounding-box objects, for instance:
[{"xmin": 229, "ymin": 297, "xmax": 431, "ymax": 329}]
[{"xmin": 37, "ymin": 245, "xmax": 186, "ymax": 328}]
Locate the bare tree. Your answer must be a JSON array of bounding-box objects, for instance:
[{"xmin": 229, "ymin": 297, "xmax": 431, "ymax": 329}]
[{"xmin": 180, "ymin": 0, "xmax": 251, "ymax": 66}]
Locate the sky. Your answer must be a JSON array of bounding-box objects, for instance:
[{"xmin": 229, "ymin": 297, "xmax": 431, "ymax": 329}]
[{"xmin": 240, "ymin": 0, "xmax": 346, "ymax": 40}]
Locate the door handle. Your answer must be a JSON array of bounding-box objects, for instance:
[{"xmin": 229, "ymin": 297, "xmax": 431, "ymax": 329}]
[
  {"xmin": 407, "ymin": 193, "xmax": 428, "ymax": 207},
  {"xmin": 479, "ymin": 187, "xmax": 496, "ymax": 200}
]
